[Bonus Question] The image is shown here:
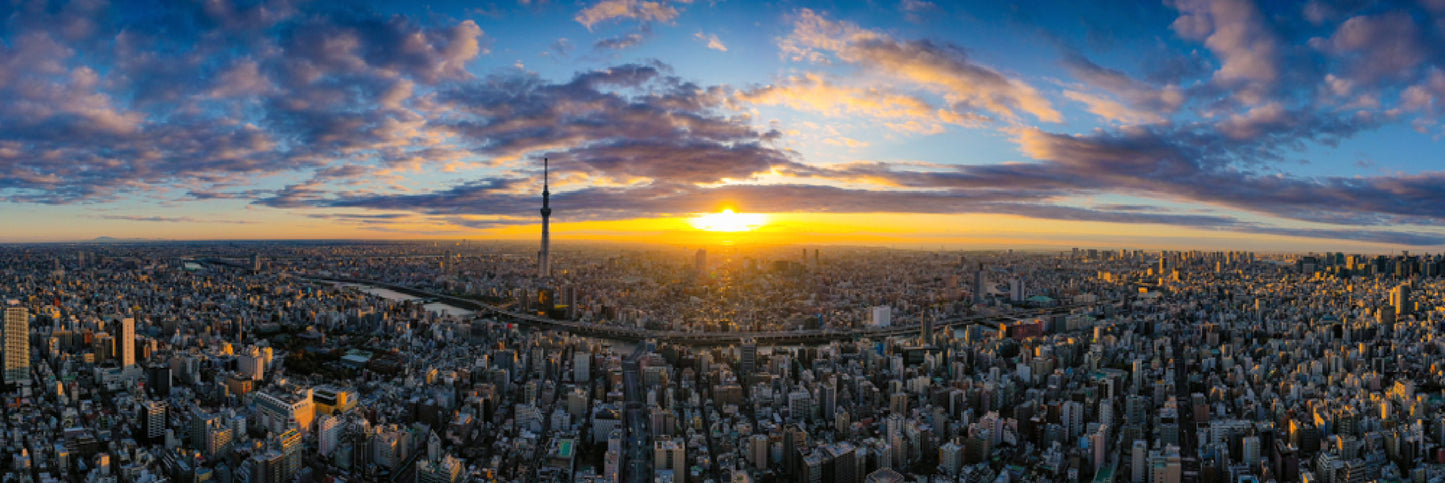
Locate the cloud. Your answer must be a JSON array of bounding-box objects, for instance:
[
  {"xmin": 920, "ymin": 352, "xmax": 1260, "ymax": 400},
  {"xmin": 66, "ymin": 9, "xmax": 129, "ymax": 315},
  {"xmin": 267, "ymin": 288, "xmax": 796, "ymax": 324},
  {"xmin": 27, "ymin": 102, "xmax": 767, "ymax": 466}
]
[
  {"xmin": 1063, "ymin": 91, "xmax": 1165, "ymax": 125},
  {"xmin": 1061, "ymin": 53, "xmax": 1185, "ymax": 123},
  {"xmin": 781, "ymin": 9, "xmax": 1060, "ymax": 123},
  {"xmin": 594, "ymin": 25, "xmax": 652, "ymax": 51},
  {"xmin": 1311, "ymin": 11, "xmax": 1428, "ymax": 88},
  {"xmin": 575, "ymin": 0, "xmax": 681, "ymax": 30},
  {"xmin": 694, "ymin": 32, "xmax": 728, "ymax": 52},
  {"xmin": 550, "ymin": 38, "xmax": 573, "ymax": 58},
  {"xmin": 0, "ymin": 1, "xmax": 490, "ymax": 204},
  {"xmin": 96, "ymin": 215, "xmax": 255, "ymax": 224},
  {"xmin": 1004, "ymin": 123, "xmax": 1445, "ymax": 229},
  {"xmin": 430, "ymin": 63, "xmax": 796, "ymax": 184},
  {"xmin": 6, "ymin": 0, "xmax": 1445, "ymax": 249},
  {"xmin": 735, "ymin": 73, "xmax": 984, "ymax": 132},
  {"xmin": 1169, "ymin": 0, "xmax": 1282, "ymax": 104},
  {"xmin": 900, "ymin": 0, "xmax": 939, "ymax": 23}
]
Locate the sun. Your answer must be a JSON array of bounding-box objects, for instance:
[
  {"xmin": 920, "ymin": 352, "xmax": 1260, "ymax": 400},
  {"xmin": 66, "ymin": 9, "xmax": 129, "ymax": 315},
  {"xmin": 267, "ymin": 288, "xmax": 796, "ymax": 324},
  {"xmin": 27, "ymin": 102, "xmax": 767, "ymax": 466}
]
[{"xmin": 689, "ymin": 209, "xmax": 767, "ymax": 232}]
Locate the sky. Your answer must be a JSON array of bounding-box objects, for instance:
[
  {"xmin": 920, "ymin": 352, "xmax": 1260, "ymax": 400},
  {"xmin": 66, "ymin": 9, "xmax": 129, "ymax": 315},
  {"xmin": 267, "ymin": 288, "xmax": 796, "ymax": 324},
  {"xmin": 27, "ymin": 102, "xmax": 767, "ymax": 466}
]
[{"xmin": 3, "ymin": 0, "xmax": 1445, "ymax": 251}]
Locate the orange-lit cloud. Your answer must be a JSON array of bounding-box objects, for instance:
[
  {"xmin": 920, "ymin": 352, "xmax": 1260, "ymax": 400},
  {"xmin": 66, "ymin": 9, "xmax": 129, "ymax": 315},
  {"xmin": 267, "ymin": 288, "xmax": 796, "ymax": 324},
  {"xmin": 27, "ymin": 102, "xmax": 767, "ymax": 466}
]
[
  {"xmin": 781, "ymin": 9, "xmax": 1060, "ymax": 123},
  {"xmin": 736, "ymin": 73, "xmax": 983, "ymax": 132}
]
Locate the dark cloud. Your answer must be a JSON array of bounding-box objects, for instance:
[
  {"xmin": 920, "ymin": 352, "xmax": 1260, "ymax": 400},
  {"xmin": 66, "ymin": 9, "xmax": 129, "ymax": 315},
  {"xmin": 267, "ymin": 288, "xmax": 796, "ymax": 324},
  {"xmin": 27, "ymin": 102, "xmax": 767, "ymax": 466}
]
[
  {"xmin": 431, "ymin": 63, "xmax": 794, "ymax": 183},
  {"xmin": 0, "ymin": 0, "xmax": 486, "ymax": 203}
]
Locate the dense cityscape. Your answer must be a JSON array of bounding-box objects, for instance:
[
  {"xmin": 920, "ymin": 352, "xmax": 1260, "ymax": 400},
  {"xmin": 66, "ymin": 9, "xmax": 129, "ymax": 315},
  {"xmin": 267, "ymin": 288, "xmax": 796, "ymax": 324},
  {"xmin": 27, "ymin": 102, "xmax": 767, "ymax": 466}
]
[
  {"xmin": 10, "ymin": 1, "xmax": 1445, "ymax": 483},
  {"xmin": 3, "ymin": 239, "xmax": 1445, "ymax": 483}
]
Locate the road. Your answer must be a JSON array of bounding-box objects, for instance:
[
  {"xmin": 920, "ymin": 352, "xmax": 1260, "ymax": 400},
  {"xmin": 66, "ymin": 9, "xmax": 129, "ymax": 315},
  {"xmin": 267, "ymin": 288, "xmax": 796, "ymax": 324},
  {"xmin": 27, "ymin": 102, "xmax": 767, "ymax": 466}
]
[
  {"xmin": 622, "ymin": 344, "xmax": 650, "ymax": 483},
  {"xmin": 1173, "ymin": 330, "xmax": 1198, "ymax": 482}
]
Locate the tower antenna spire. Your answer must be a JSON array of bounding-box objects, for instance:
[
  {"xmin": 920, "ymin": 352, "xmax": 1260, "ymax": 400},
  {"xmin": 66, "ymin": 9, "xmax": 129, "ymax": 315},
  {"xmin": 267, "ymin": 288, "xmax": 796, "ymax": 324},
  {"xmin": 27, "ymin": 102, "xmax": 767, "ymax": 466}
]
[{"xmin": 539, "ymin": 157, "xmax": 552, "ymax": 278}]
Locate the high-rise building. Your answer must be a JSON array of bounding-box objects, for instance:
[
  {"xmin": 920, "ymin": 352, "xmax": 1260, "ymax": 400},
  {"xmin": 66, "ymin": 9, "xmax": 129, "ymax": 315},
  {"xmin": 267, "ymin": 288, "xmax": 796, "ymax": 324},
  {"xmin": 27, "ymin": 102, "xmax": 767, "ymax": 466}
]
[
  {"xmin": 1242, "ymin": 435, "xmax": 1261, "ymax": 466},
  {"xmin": 870, "ymin": 306, "xmax": 891, "ymax": 328},
  {"xmin": 695, "ymin": 249, "xmax": 707, "ymax": 278},
  {"xmin": 740, "ymin": 340, "xmax": 757, "ymax": 375},
  {"xmin": 238, "ymin": 346, "xmax": 265, "ymax": 381},
  {"xmin": 824, "ymin": 442, "xmax": 857, "ymax": 483},
  {"xmin": 574, "ymin": 351, "xmax": 590, "ymax": 382},
  {"xmin": 4, "ymin": 303, "xmax": 28, "ymax": 386},
  {"xmin": 749, "ymin": 433, "xmax": 770, "ymax": 469},
  {"xmin": 192, "ymin": 410, "xmax": 233, "ymax": 460},
  {"xmin": 119, "ymin": 317, "xmax": 136, "ymax": 370},
  {"xmin": 821, "ymin": 382, "xmax": 837, "ymax": 420},
  {"xmin": 141, "ymin": 400, "xmax": 166, "ymax": 443},
  {"xmin": 1391, "ymin": 284, "xmax": 1412, "ymax": 317},
  {"xmin": 921, "ymin": 311, "xmax": 933, "ymax": 343},
  {"xmin": 146, "ymin": 364, "xmax": 172, "ymax": 398},
  {"xmin": 971, "ymin": 264, "xmax": 986, "ymax": 304},
  {"xmin": 939, "ymin": 439, "xmax": 964, "ymax": 475},
  {"xmin": 1131, "ymin": 440, "xmax": 1148, "ymax": 483},
  {"xmin": 538, "ymin": 157, "xmax": 552, "ymax": 278},
  {"xmin": 318, "ymin": 414, "xmax": 342, "ymax": 457},
  {"xmin": 654, "ymin": 435, "xmax": 685, "ymax": 477},
  {"xmin": 279, "ymin": 427, "xmax": 302, "ymax": 481},
  {"xmin": 1009, "ymin": 279, "xmax": 1023, "ymax": 302}
]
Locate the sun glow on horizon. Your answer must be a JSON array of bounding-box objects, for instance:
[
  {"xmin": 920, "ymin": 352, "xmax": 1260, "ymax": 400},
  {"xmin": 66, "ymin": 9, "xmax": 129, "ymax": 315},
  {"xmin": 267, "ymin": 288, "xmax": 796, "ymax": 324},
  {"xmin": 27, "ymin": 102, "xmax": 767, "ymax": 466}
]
[{"xmin": 689, "ymin": 209, "xmax": 767, "ymax": 232}]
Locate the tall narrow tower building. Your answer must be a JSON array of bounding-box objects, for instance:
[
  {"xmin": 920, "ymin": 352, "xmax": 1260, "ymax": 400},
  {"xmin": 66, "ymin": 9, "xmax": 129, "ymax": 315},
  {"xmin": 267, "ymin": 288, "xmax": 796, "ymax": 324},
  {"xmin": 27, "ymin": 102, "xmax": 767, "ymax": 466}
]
[
  {"xmin": 120, "ymin": 317, "xmax": 136, "ymax": 370},
  {"xmin": 4, "ymin": 301, "xmax": 28, "ymax": 386},
  {"xmin": 538, "ymin": 158, "xmax": 552, "ymax": 279}
]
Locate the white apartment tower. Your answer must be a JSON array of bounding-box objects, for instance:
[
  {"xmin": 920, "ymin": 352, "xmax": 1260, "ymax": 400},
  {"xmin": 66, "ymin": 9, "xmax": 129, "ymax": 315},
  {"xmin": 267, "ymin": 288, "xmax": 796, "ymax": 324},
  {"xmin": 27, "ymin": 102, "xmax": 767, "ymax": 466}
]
[{"xmin": 871, "ymin": 306, "xmax": 891, "ymax": 328}]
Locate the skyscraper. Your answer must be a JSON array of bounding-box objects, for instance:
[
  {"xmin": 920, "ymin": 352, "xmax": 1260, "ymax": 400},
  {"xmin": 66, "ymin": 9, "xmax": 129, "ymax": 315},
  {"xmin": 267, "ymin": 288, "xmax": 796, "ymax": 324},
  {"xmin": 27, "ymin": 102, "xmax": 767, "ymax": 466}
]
[
  {"xmin": 119, "ymin": 317, "xmax": 136, "ymax": 370},
  {"xmin": 695, "ymin": 249, "xmax": 707, "ymax": 277},
  {"xmin": 318, "ymin": 414, "xmax": 341, "ymax": 457},
  {"xmin": 4, "ymin": 302, "xmax": 28, "ymax": 386},
  {"xmin": 921, "ymin": 311, "xmax": 933, "ymax": 343},
  {"xmin": 142, "ymin": 400, "xmax": 166, "ymax": 443},
  {"xmin": 749, "ymin": 433, "xmax": 770, "ymax": 469},
  {"xmin": 279, "ymin": 427, "xmax": 302, "ymax": 481},
  {"xmin": 972, "ymin": 263, "xmax": 985, "ymax": 304},
  {"xmin": 538, "ymin": 157, "xmax": 552, "ymax": 279},
  {"xmin": 573, "ymin": 351, "xmax": 590, "ymax": 382},
  {"xmin": 740, "ymin": 339, "xmax": 757, "ymax": 375},
  {"xmin": 1391, "ymin": 284, "xmax": 1412, "ymax": 317}
]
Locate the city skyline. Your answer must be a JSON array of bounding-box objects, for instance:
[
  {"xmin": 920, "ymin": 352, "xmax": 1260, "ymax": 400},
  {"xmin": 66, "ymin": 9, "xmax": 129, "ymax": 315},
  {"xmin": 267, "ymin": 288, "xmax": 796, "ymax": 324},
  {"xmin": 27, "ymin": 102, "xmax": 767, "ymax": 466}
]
[{"xmin": 4, "ymin": 0, "xmax": 1445, "ymax": 250}]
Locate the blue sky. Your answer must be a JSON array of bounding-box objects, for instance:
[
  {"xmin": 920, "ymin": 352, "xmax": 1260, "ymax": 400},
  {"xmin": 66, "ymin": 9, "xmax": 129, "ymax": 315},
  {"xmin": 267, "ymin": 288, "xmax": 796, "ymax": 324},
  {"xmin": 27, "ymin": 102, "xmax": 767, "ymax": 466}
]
[{"xmin": 2, "ymin": 0, "xmax": 1445, "ymax": 250}]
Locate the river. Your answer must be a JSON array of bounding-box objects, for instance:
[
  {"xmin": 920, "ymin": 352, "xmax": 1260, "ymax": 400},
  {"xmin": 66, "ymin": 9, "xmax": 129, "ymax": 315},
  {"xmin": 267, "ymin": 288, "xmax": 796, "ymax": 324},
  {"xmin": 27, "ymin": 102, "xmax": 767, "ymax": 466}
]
[{"xmin": 330, "ymin": 282, "xmax": 476, "ymax": 318}]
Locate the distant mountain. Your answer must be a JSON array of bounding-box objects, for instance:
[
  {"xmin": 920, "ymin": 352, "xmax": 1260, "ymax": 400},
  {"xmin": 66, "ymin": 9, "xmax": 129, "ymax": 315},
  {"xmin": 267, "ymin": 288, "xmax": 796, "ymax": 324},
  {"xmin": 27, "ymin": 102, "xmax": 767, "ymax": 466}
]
[{"xmin": 90, "ymin": 236, "xmax": 167, "ymax": 243}]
